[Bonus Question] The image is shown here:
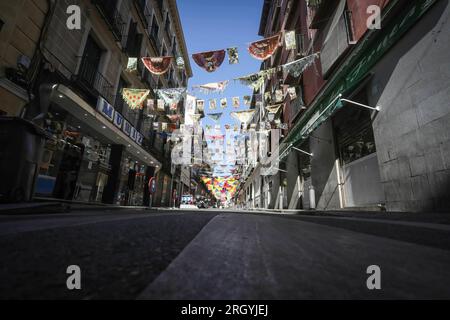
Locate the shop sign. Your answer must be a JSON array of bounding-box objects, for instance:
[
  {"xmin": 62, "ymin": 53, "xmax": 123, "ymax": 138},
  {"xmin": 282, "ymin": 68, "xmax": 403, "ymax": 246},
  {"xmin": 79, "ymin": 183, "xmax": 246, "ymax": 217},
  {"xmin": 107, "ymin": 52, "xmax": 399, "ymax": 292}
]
[
  {"xmin": 113, "ymin": 112, "xmax": 124, "ymax": 129},
  {"xmin": 96, "ymin": 96, "xmax": 115, "ymax": 122},
  {"xmin": 136, "ymin": 133, "xmax": 144, "ymax": 145},
  {"xmin": 122, "ymin": 119, "xmax": 132, "ymax": 137},
  {"xmin": 97, "ymin": 97, "xmax": 143, "ymax": 147},
  {"xmin": 130, "ymin": 126, "xmax": 137, "ymax": 142}
]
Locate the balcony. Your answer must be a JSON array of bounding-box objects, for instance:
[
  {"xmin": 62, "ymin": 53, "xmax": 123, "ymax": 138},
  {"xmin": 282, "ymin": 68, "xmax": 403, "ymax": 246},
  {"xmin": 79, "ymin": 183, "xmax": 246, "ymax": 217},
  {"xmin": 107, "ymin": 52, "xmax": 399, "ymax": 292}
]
[
  {"xmin": 76, "ymin": 56, "xmax": 114, "ymax": 104},
  {"xmin": 92, "ymin": 0, "xmax": 125, "ymax": 42}
]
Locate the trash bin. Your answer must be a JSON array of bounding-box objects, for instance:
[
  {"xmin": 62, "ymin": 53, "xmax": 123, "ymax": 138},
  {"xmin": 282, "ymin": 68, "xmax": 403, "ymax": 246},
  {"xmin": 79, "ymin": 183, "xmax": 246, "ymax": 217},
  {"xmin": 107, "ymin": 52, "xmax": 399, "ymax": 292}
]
[{"xmin": 0, "ymin": 116, "xmax": 49, "ymax": 203}]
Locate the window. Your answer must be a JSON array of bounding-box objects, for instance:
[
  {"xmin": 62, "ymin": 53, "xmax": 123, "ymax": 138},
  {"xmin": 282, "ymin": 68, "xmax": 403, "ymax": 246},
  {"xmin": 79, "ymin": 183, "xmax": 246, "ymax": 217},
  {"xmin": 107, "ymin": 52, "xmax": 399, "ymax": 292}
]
[
  {"xmin": 333, "ymin": 86, "xmax": 376, "ymax": 165},
  {"xmin": 78, "ymin": 35, "xmax": 114, "ymax": 102},
  {"xmin": 150, "ymin": 18, "xmax": 160, "ymax": 51},
  {"xmin": 320, "ymin": 0, "xmax": 351, "ymax": 76},
  {"xmin": 125, "ymin": 21, "xmax": 143, "ymax": 57},
  {"xmin": 164, "ymin": 12, "xmax": 171, "ymax": 33}
]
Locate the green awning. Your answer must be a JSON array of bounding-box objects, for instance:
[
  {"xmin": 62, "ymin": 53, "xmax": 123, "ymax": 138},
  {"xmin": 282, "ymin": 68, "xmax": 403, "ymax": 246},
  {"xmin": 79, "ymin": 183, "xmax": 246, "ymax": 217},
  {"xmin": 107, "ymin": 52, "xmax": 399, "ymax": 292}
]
[{"xmin": 279, "ymin": 97, "xmax": 343, "ymax": 161}]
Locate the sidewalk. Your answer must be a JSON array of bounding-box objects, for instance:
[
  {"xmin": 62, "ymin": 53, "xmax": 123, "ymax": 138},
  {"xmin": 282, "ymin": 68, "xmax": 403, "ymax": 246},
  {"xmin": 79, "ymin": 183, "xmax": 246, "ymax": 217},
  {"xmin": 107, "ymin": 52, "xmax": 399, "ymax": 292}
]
[{"xmin": 0, "ymin": 200, "xmax": 158, "ymax": 215}]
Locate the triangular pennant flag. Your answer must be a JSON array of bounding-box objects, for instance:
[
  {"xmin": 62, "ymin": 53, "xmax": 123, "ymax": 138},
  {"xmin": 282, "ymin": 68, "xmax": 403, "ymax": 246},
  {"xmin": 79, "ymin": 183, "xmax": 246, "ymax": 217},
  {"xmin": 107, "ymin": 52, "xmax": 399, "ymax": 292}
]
[
  {"xmin": 155, "ymin": 88, "xmax": 187, "ymax": 105},
  {"xmin": 265, "ymin": 104, "xmax": 283, "ymax": 114},
  {"xmin": 234, "ymin": 68, "xmax": 277, "ymax": 91},
  {"xmin": 248, "ymin": 34, "xmax": 280, "ymax": 61},
  {"xmin": 208, "ymin": 112, "xmax": 223, "ymax": 122},
  {"xmin": 192, "ymin": 81, "xmax": 229, "ymax": 94},
  {"xmin": 230, "ymin": 110, "xmax": 256, "ymax": 124},
  {"xmin": 142, "ymin": 57, "xmax": 173, "ymax": 75},
  {"xmin": 282, "ymin": 53, "xmax": 320, "ymax": 78},
  {"xmin": 122, "ymin": 88, "xmax": 150, "ymax": 110}
]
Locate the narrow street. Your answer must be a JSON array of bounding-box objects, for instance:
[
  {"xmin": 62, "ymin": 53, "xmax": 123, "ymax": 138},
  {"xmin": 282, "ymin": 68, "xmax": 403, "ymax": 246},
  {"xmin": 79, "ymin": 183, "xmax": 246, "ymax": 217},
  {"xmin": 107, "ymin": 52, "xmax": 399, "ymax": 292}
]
[
  {"xmin": 1, "ymin": 209, "xmax": 450, "ymax": 300},
  {"xmin": 1, "ymin": 0, "xmax": 450, "ymax": 304}
]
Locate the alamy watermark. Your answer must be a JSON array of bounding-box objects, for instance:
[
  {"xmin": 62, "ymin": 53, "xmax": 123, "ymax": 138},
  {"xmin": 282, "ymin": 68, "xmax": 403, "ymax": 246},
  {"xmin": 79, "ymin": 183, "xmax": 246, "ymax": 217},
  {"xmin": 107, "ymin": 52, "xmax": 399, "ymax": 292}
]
[{"xmin": 66, "ymin": 265, "xmax": 81, "ymax": 290}]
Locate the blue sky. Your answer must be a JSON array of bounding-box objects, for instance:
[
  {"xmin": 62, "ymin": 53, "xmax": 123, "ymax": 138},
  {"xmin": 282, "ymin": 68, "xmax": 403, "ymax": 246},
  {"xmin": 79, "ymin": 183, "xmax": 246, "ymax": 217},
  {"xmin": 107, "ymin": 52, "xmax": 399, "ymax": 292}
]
[
  {"xmin": 177, "ymin": 0, "xmax": 264, "ymax": 126},
  {"xmin": 177, "ymin": 0, "xmax": 265, "ymax": 176}
]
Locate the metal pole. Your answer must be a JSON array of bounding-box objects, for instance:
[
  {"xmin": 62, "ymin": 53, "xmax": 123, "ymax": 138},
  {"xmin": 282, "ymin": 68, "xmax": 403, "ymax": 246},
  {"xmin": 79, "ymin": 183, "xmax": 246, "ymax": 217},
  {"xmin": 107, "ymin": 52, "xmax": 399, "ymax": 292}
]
[{"xmin": 340, "ymin": 98, "xmax": 381, "ymax": 111}]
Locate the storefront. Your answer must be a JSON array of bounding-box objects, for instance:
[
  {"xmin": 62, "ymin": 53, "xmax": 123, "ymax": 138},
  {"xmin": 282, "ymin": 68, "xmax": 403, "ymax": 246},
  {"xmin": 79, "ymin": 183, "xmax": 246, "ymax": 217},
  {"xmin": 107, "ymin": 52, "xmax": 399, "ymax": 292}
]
[{"xmin": 35, "ymin": 84, "xmax": 161, "ymax": 205}]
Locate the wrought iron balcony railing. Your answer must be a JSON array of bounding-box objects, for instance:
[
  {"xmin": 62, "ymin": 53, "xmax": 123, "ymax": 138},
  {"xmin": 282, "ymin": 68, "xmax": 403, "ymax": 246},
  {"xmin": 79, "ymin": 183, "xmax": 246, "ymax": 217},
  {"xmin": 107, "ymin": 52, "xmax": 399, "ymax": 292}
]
[
  {"xmin": 92, "ymin": 0, "xmax": 125, "ymax": 42},
  {"xmin": 77, "ymin": 56, "xmax": 114, "ymax": 104}
]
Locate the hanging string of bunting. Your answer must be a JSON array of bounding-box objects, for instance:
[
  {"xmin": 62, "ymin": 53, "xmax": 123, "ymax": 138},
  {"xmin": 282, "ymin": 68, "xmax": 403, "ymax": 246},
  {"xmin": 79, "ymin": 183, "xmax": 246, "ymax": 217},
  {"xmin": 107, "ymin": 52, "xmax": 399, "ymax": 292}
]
[
  {"xmin": 234, "ymin": 68, "xmax": 277, "ymax": 91},
  {"xmin": 192, "ymin": 50, "xmax": 226, "ymax": 72},
  {"xmin": 142, "ymin": 57, "xmax": 173, "ymax": 75}
]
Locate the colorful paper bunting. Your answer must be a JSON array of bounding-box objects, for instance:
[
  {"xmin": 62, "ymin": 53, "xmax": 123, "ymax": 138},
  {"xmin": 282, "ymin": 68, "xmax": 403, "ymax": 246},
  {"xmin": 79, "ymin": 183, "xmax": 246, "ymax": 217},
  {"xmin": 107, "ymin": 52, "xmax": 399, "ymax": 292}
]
[
  {"xmin": 232, "ymin": 97, "xmax": 240, "ymax": 108},
  {"xmin": 192, "ymin": 80, "xmax": 229, "ymax": 94},
  {"xmin": 220, "ymin": 98, "xmax": 228, "ymax": 109},
  {"xmin": 248, "ymin": 34, "xmax": 280, "ymax": 61},
  {"xmin": 196, "ymin": 99, "xmax": 205, "ymax": 112},
  {"xmin": 157, "ymin": 99, "xmax": 165, "ymax": 111},
  {"xmin": 192, "ymin": 50, "xmax": 226, "ymax": 72},
  {"xmin": 227, "ymin": 47, "xmax": 239, "ymax": 64},
  {"xmin": 122, "ymin": 88, "xmax": 150, "ymax": 110},
  {"xmin": 126, "ymin": 58, "xmax": 137, "ymax": 72},
  {"xmin": 208, "ymin": 113, "xmax": 223, "ymax": 122},
  {"xmin": 209, "ymin": 99, "xmax": 217, "ymax": 110},
  {"xmin": 142, "ymin": 57, "xmax": 173, "ymax": 75},
  {"xmin": 282, "ymin": 53, "xmax": 320, "ymax": 78},
  {"xmin": 230, "ymin": 110, "xmax": 255, "ymax": 124},
  {"xmin": 155, "ymin": 88, "xmax": 186, "ymax": 106},
  {"xmin": 284, "ymin": 31, "xmax": 297, "ymax": 50},
  {"xmin": 275, "ymin": 89, "xmax": 284, "ymax": 102},
  {"xmin": 234, "ymin": 68, "xmax": 276, "ymax": 91},
  {"xmin": 176, "ymin": 56, "xmax": 185, "ymax": 70},
  {"xmin": 288, "ymin": 87, "xmax": 297, "ymax": 100}
]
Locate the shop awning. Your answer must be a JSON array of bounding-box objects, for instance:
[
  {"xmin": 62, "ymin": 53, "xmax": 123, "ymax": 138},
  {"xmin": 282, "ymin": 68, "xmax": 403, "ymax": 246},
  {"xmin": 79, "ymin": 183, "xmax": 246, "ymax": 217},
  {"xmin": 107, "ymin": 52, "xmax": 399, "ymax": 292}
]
[{"xmin": 52, "ymin": 84, "xmax": 161, "ymax": 168}]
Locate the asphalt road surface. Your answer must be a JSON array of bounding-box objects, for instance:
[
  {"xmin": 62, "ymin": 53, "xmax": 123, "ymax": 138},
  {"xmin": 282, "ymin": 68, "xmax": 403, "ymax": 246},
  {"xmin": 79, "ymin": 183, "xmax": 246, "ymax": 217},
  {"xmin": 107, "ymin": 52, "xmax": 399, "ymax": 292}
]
[{"xmin": 1, "ymin": 209, "xmax": 450, "ymax": 299}]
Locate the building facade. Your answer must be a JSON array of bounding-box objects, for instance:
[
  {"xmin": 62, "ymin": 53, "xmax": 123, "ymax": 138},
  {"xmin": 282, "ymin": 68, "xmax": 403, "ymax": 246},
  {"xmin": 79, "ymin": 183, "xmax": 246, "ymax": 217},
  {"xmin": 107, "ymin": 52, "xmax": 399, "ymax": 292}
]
[
  {"xmin": 242, "ymin": 0, "xmax": 450, "ymax": 212},
  {"xmin": 0, "ymin": 0, "xmax": 51, "ymax": 117},
  {"xmin": 1, "ymin": 0, "xmax": 192, "ymax": 206}
]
